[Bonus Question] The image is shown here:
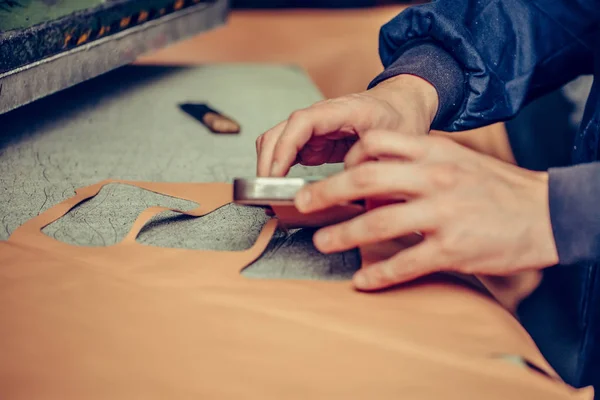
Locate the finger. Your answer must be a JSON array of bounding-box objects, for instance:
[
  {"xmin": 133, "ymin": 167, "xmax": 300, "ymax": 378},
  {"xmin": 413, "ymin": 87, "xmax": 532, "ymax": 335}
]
[
  {"xmin": 270, "ymin": 104, "xmax": 355, "ymax": 177},
  {"xmin": 256, "ymin": 120, "xmax": 287, "ymax": 177},
  {"xmin": 295, "ymin": 161, "xmax": 430, "ymax": 213},
  {"xmin": 297, "ymin": 139, "xmax": 352, "ymax": 166},
  {"xmin": 296, "ymin": 138, "xmax": 334, "ymax": 166},
  {"xmin": 344, "ymin": 130, "xmax": 427, "ymax": 168},
  {"xmin": 255, "ymin": 134, "xmax": 263, "ymax": 155},
  {"xmin": 353, "ymin": 241, "xmax": 440, "ymax": 291},
  {"xmin": 313, "ymin": 200, "xmax": 436, "ymax": 254}
]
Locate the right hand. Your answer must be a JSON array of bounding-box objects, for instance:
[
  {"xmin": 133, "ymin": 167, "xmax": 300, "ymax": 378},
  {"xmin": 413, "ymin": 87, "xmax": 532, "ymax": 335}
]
[{"xmin": 255, "ymin": 75, "xmax": 440, "ymax": 177}]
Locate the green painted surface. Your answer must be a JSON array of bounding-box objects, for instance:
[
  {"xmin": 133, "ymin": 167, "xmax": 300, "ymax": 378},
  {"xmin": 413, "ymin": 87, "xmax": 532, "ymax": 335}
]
[{"xmin": 0, "ymin": 0, "xmax": 105, "ymax": 31}]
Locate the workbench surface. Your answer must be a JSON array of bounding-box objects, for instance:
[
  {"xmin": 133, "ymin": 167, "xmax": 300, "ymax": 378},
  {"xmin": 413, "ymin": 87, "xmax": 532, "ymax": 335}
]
[{"xmin": 0, "ymin": 64, "xmax": 359, "ymax": 279}]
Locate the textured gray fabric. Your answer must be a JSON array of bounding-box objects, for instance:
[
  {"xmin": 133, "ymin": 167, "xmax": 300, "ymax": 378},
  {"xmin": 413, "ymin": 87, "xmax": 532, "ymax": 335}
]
[{"xmin": 0, "ymin": 64, "xmax": 359, "ymax": 280}]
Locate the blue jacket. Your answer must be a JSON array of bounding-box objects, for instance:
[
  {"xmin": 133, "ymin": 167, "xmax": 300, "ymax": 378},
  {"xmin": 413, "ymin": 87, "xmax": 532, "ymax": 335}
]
[{"xmin": 369, "ymin": 0, "xmax": 600, "ymax": 391}]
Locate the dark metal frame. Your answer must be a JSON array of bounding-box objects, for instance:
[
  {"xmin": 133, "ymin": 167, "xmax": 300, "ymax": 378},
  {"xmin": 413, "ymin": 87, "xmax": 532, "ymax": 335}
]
[{"xmin": 0, "ymin": 0, "xmax": 228, "ymax": 115}]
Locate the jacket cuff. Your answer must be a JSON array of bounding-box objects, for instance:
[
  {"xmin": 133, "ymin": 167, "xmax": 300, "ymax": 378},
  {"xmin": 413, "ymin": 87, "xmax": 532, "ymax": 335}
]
[
  {"xmin": 549, "ymin": 163, "xmax": 600, "ymax": 265},
  {"xmin": 368, "ymin": 42, "xmax": 465, "ymax": 130}
]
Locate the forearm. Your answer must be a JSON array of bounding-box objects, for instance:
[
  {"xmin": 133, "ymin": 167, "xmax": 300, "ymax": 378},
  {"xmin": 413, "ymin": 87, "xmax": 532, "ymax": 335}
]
[{"xmin": 549, "ymin": 162, "xmax": 600, "ymax": 265}]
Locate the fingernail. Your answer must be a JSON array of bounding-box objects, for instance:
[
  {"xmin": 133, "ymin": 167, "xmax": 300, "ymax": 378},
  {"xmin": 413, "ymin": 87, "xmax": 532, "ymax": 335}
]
[
  {"xmin": 354, "ymin": 273, "xmax": 368, "ymax": 289},
  {"xmin": 295, "ymin": 189, "xmax": 311, "ymax": 212},
  {"xmin": 270, "ymin": 161, "xmax": 280, "ymax": 176},
  {"xmin": 314, "ymin": 230, "xmax": 330, "ymax": 249}
]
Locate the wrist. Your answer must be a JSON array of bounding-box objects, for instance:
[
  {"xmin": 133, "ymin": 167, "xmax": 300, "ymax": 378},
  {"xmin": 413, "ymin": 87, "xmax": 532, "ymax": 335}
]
[{"xmin": 369, "ymin": 74, "xmax": 439, "ymax": 128}]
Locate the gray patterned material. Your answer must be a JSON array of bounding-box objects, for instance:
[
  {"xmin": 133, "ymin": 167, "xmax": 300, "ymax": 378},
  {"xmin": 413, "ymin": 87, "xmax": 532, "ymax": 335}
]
[{"xmin": 0, "ymin": 64, "xmax": 359, "ymax": 279}]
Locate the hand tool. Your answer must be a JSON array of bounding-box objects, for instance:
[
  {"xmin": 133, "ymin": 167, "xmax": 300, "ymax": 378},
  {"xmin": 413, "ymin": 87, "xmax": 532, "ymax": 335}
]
[{"xmin": 233, "ymin": 177, "xmax": 324, "ymax": 206}]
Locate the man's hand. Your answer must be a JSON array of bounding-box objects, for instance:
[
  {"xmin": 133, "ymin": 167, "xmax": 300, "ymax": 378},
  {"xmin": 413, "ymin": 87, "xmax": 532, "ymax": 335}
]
[
  {"xmin": 294, "ymin": 130, "xmax": 559, "ymax": 291},
  {"xmin": 256, "ymin": 75, "xmax": 439, "ymax": 177}
]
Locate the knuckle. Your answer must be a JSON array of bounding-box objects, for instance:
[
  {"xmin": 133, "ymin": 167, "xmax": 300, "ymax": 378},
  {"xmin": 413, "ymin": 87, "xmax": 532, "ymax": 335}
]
[
  {"xmin": 288, "ymin": 109, "xmax": 308, "ymax": 123},
  {"xmin": 436, "ymin": 237, "xmax": 453, "ymax": 257},
  {"xmin": 384, "ymin": 264, "xmax": 404, "ymax": 282},
  {"xmin": 434, "ymin": 235, "xmax": 459, "ymax": 266},
  {"xmin": 363, "ymin": 213, "xmax": 392, "ymax": 239},
  {"xmin": 335, "ymin": 225, "xmax": 354, "ymax": 247},
  {"xmin": 350, "ymin": 163, "xmax": 378, "ymax": 189},
  {"xmin": 307, "ymin": 184, "xmax": 327, "ymax": 205},
  {"xmin": 360, "ymin": 133, "xmax": 381, "ymax": 156},
  {"xmin": 373, "ymin": 265, "xmax": 396, "ymax": 285},
  {"xmin": 429, "ymin": 199, "xmax": 454, "ymax": 223},
  {"xmin": 425, "ymin": 162, "xmax": 460, "ymax": 190}
]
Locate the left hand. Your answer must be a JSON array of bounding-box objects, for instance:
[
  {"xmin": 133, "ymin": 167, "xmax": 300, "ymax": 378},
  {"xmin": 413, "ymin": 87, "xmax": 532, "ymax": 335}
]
[{"xmin": 294, "ymin": 130, "xmax": 559, "ymax": 291}]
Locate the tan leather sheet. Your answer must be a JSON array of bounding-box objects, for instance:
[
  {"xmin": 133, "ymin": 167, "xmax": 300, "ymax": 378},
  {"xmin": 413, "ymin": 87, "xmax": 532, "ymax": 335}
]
[{"xmin": 0, "ymin": 180, "xmax": 593, "ymax": 399}]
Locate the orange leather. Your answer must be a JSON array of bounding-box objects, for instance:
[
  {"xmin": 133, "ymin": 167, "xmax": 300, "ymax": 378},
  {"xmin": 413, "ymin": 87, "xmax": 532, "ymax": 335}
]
[{"xmin": 0, "ymin": 179, "xmax": 592, "ymax": 399}]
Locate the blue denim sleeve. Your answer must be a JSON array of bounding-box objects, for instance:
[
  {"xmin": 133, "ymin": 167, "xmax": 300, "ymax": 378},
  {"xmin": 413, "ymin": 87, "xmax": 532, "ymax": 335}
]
[
  {"xmin": 369, "ymin": 0, "xmax": 598, "ymax": 131},
  {"xmin": 549, "ymin": 163, "xmax": 600, "ymax": 265}
]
